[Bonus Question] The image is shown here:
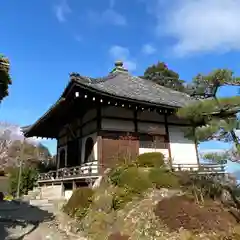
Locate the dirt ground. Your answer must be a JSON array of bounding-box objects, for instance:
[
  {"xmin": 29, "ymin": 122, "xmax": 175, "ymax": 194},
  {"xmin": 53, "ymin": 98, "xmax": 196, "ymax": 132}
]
[
  {"xmin": 0, "ymin": 200, "xmax": 83, "ymax": 240},
  {"xmin": 154, "ymin": 195, "xmax": 238, "ymax": 234}
]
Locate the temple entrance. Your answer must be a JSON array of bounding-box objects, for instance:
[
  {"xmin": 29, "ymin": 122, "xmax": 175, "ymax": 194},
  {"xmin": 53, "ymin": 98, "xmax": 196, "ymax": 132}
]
[
  {"xmin": 84, "ymin": 137, "xmax": 94, "ymax": 163},
  {"xmin": 59, "ymin": 149, "xmax": 66, "ymax": 168},
  {"xmin": 67, "ymin": 139, "xmax": 79, "ymax": 167}
]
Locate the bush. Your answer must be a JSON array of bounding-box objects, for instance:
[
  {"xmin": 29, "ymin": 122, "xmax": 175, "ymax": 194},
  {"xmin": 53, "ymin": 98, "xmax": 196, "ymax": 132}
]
[
  {"xmin": 149, "ymin": 168, "xmax": 180, "ymax": 189},
  {"xmin": 115, "ymin": 167, "xmax": 152, "ymax": 195},
  {"xmin": 9, "ymin": 167, "xmax": 38, "ymax": 196},
  {"xmin": 112, "ymin": 187, "xmax": 134, "ymax": 210},
  {"xmin": 109, "ymin": 165, "xmax": 127, "ymax": 186},
  {"xmin": 63, "ymin": 187, "xmax": 93, "ymax": 219},
  {"xmin": 109, "ymin": 167, "xmax": 152, "ymax": 210},
  {"xmin": 176, "ymin": 171, "xmax": 224, "ymax": 203},
  {"xmin": 135, "ymin": 152, "xmax": 165, "ymax": 168}
]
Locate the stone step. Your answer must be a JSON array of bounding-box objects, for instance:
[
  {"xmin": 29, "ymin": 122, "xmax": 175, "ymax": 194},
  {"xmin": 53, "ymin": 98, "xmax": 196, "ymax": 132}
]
[{"xmin": 30, "ymin": 199, "xmax": 50, "ymax": 206}]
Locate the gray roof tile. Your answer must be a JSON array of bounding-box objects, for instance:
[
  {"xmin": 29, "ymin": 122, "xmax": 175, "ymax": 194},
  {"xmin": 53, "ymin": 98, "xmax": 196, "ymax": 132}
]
[{"xmin": 72, "ymin": 71, "xmax": 195, "ymax": 108}]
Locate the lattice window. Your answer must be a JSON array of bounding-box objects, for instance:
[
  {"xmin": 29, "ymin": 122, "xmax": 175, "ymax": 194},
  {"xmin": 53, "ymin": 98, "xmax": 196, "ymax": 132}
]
[{"xmin": 139, "ymin": 135, "xmax": 167, "ymax": 149}]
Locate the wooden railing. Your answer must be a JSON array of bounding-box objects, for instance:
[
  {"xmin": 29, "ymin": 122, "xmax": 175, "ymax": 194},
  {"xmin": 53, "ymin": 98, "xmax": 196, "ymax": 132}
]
[
  {"xmin": 171, "ymin": 163, "xmax": 226, "ymax": 174},
  {"xmin": 38, "ymin": 161, "xmax": 99, "ymax": 182},
  {"xmin": 38, "ymin": 162, "xmax": 226, "ymax": 182}
]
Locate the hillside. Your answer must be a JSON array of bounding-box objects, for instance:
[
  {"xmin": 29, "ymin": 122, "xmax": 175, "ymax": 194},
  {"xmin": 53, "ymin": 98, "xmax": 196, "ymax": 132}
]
[{"xmin": 61, "ymin": 153, "xmax": 240, "ymax": 240}]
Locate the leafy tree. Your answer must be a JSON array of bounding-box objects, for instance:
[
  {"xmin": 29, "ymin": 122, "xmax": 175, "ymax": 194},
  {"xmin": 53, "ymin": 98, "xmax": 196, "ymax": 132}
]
[
  {"xmin": 9, "ymin": 166, "xmax": 38, "ymax": 196},
  {"xmin": 177, "ymin": 69, "xmax": 240, "ymax": 162},
  {"xmin": 142, "ymin": 61, "xmax": 185, "ymax": 92},
  {"xmin": 8, "ymin": 140, "xmax": 52, "ymax": 166},
  {"xmin": 0, "ymin": 54, "xmax": 12, "ymax": 102}
]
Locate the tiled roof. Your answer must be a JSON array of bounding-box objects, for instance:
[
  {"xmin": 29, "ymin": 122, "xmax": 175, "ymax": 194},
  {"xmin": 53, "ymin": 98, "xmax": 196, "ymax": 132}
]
[{"xmin": 71, "ymin": 70, "xmax": 195, "ymax": 108}]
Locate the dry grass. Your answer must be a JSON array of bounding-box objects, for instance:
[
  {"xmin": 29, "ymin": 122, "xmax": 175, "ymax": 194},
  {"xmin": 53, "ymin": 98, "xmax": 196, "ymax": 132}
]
[{"xmin": 77, "ymin": 188, "xmax": 240, "ymax": 240}]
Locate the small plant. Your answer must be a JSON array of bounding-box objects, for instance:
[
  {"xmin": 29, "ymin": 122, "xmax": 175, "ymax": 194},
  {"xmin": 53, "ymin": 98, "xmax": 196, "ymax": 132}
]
[
  {"xmin": 110, "ymin": 167, "xmax": 152, "ymax": 210},
  {"xmin": 148, "ymin": 168, "xmax": 180, "ymax": 189},
  {"xmin": 63, "ymin": 187, "xmax": 93, "ymax": 219},
  {"xmin": 135, "ymin": 152, "xmax": 165, "ymax": 168},
  {"xmin": 109, "ymin": 165, "xmax": 127, "ymax": 186},
  {"xmin": 3, "ymin": 194, "xmax": 13, "ymax": 201},
  {"xmin": 177, "ymin": 171, "xmax": 223, "ymax": 204},
  {"xmin": 112, "ymin": 187, "xmax": 134, "ymax": 210}
]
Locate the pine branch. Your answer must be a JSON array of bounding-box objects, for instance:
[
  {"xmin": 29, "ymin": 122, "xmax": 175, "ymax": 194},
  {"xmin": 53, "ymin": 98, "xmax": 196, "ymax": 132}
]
[
  {"xmin": 202, "ymin": 152, "xmax": 228, "ymax": 164},
  {"xmin": 186, "ymin": 69, "xmax": 240, "ymax": 99},
  {"xmin": 177, "ymin": 96, "xmax": 240, "ymax": 125}
]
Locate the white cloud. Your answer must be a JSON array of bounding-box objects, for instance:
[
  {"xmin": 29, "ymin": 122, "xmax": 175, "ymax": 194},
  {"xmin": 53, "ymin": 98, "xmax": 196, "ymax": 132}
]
[
  {"xmin": 53, "ymin": 0, "xmax": 71, "ymax": 22},
  {"xmin": 109, "ymin": 45, "xmax": 137, "ymax": 71},
  {"xmin": 142, "ymin": 44, "xmax": 156, "ymax": 55},
  {"xmin": 0, "ymin": 122, "xmax": 42, "ymax": 146},
  {"xmin": 152, "ymin": 0, "xmax": 240, "ymax": 56}
]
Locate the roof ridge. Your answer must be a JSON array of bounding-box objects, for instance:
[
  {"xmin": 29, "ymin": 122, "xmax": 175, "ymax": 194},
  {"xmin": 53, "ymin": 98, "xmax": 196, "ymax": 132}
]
[
  {"xmin": 132, "ymin": 75, "xmax": 193, "ymax": 99},
  {"xmin": 71, "ymin": 71, "xmax": 130, "ymax": 84}
]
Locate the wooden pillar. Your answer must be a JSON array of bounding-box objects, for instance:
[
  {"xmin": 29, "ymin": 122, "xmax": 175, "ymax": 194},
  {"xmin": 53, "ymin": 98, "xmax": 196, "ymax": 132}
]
[
  {"xmin": 133, "ymin": 109, "xmax": 138, "ymax": 132},
  {"xmin": 97, "ymin": 104, "xmax": 102, "ymax": 173},
  {"xmin": 61, "ymin": 182, "xmax": 64, "ymax": 197},
  {"xmin": 164, "ymin": 113, "xmax": 172, "ymax": 167},
  {"xmin": 72, "ymin": 181, "xmax": 76, "ymax": 190},
  {"xmin": 133, "ymin": 109, "xmax": 139, "ymax": 156},
  {"xmin": 79, "ymin": 116, "xmax": 83, "ymax": 165}
]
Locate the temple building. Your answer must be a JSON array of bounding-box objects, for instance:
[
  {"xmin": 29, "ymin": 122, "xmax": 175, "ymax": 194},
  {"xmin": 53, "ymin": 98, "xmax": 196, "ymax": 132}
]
[{"xmin": 23, "ymin": 61, "xmax": 201, "ymax": 199}]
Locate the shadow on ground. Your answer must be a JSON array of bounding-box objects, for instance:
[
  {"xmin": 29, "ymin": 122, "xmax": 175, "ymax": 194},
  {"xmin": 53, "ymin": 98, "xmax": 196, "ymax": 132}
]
[{"xmin": 0, "ymin": 200, "xmax": 53, "ymax": 240}]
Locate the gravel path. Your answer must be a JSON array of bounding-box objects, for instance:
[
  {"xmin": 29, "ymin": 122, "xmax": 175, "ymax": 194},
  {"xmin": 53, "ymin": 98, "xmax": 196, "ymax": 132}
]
[
  {"xmin": 0, "ymin": 201, "xmax": 84, "ymax": 240},
  {"xmin": 22, "ymin": 220, "xmax": 77, "ymax": 240}
]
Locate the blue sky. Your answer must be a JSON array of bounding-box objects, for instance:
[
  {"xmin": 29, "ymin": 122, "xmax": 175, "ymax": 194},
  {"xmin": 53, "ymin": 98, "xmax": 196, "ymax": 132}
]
[{"xmin": 0, "ymin": 0, "xmax": 239, "ymax": 170}]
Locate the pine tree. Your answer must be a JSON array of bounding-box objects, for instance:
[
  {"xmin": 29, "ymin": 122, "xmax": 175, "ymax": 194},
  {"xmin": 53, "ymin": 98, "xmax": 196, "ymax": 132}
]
[
  {"xmin": 0, "ymin": 54, "xmax": 12, "ymax": 102},
  {"xmin": 177, "ymin": 69, "xmax": 240, "ymax": 163},
  {"xmin": 143, "ymin": 62, "xmax": 185, "ymax": 92}
]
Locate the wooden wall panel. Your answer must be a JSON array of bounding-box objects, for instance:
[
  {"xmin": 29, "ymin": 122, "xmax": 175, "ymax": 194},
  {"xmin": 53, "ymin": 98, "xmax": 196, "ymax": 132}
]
[{"xmin": 101, "ymin": 136, "xmax": 139, "ymax": 171}]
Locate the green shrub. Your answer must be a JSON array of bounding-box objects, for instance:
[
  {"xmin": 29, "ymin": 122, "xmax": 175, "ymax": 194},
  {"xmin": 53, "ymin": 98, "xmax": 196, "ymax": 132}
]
[
  {"xmin": 9, "ymin": 167, "xmax": 38, "ymax": 196},
  {"xmin": 63, "ymin": 187, "xmax": 93, "ymax": 219},
  {"xmin": 149, "ymin": 168, "xmax": 180, "ymax": 189},
  {"xmin": 115, "ymin": 167, "xmax": 152, "ymax": 195},
  {"xmin": 110, "ymin": 167, "xmax": 152, "ymax": 210},
  {"xmin": 112, "ymin": 187, "xmax": 134, "ymax": 210},
  {"xmin": 109, "ymin": 165, "xmax": 127, "ymax": 186},
  {"xmin": 176, "ymin": 171, "xmax": 224, "ymax": 203},
  {"xmin": 175, "ymin": 171, "xmax": 193, "ymax": 188},
  {"xmin": 136, "ymin": 152, "xmax": 165, "ymax": 168}
]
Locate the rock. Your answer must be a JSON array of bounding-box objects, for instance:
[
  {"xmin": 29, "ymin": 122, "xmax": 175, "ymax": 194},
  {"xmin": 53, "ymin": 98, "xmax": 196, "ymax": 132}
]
[
  {"xmin": 92, "ymin": 168, "xmax": 111, "ymax": 189},
  {"xmin": 221, "ymin": 189, "xmax": 235, "ymax": 207}
]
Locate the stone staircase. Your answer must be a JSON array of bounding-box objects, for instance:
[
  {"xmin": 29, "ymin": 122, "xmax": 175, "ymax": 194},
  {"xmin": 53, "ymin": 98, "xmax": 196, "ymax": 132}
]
[
  {"xmin": 22, "ymin": 187, "xmax": 66, "ymax": 214},
  {"xmin": 23, "ymin": 188, "xmax": 41, "ymax": 201}
]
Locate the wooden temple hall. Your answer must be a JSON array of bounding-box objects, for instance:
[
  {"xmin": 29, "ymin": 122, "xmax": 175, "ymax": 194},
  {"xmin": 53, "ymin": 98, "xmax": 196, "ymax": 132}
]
[{"xmin": 22, "ymin": 61, "xmax": 203, "ymax": 198}]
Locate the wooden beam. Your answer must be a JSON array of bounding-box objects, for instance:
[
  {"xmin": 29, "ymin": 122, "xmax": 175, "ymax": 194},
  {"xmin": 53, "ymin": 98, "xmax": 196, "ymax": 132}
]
[{"xmin": 164, "ymin": 113, "xmax": 172, "ymax": 167}]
